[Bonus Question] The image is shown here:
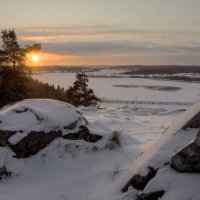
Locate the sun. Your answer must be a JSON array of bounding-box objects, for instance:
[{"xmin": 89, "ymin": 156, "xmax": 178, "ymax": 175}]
[{"xmin": 32, "ymin": 54, "xmax": 39, "ymax": 62}]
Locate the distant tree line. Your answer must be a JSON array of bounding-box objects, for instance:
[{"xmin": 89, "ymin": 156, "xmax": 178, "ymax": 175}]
[
  {"xmin": 0, "ymin": 29, "xmax": 100, "ymax": 108},
  {"xmin": 123, "ymin": 65, "xmax": 200, "ymax": 75}
]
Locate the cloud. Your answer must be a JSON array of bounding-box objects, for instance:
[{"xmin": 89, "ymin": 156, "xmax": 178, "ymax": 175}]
[
  {"xmin": 1, "ymin": 25, "xmax": 199, "ymax": 65},
  {"xmin": 16, "ymin": 25, "xmax": 200, "ymax": 40},
  {"xmin": 29, "ymin": 40, "xmax": 200, "ymax": 57},
  {"xmin": 41, "ymin": 41, "xmax": 150, "ymax": 55}
]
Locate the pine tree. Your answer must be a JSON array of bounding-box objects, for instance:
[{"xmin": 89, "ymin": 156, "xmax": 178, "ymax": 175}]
[
  {"xmin": 66, "ymin": 73, "xmax": 100, "ymax": 107},
  {"xmin": 0, "ymin": 30, "xmax": 40, "ymax": 68},
  {"xmin": 0, "ymin": 30, "xmax": 41, "ymax": 107}
]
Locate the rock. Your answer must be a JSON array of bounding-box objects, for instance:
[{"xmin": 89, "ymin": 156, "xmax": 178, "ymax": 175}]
[
  {"xmin": 0, "ymin": 130, "xmax": 16, "ymax": 146},
  {"xmin": 0, "ymin": 99, "xmax": 88, "ymax": 137},
  {"xmin": 122, "ymin": 167, "xmax": 158, "ymax": 192},
  {"xmin": 0, "ymin": 99, "xmax": 104, "ymax": 158},
  {"xmin": 171, "ymin": 131, "xmax": 200, "ymax": 173},
  {"xmin": 62, "ymin": 125, "xmax": 102, "ymax": 143},
  {"xmin": 0, "ymin": 126, "xmax": 102, "ymax": 158},
  {"xmin": 137, "ymin": 191, "xmax": 165, "ymax": 200},
  {"xmin": 182, "ymin": 112, "xmax": 200, "ymax": 129},
  {"xmin": 64, "ymin": 120, "xmax": 78, "ymax": 130},
  {"xmin": 14, "ymin": 107, "xmax": 29, "ymax": 113},
  {"xmin": 79, "ymin": 125, "xmax": 90, "ymax": 135},
  {"xmin": 0, "ymin": 127, "xmax": 102, "ymax": 158},
  {"xmin": 9, "ymin": 131, "xmax": 62, "ymax": 158}
]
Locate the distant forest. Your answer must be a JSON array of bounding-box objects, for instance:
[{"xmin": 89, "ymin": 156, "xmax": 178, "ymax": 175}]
[
  {"xmin": 123, "ymin": 65, "xmax": 200, "ymax": 75},
  {"xmin": 32, "ymin": 65, "xmax": 200, "ymax": 75}
]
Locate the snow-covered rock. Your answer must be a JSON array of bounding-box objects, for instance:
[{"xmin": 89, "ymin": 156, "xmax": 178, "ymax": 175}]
[
  {"xmin": 171, "ymin": 131, "xmax": 200, "ymax": 173},
  {"xmin": 0, "ymin": 99, "xmax": 88, "ymax": 134},
  {"xmin": 0, "ymin": 99, "xmax": 103, "ymax": 158},
  {"xmin": 121, "ymin": 101, "xmax": 200, "ymax": 200}
]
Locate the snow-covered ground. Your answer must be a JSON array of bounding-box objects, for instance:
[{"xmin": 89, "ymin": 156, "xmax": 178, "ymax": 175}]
[
  {"xmin": 0, "ymin": 69, "xmax": 199, "ymax": 200},
  {"xmin": 0, "ymin": 101, "xmax": 185, "ymax": 200},
  {"xmin": 119, "ymin": 101, "xmax": 200, "ymax": 200}
]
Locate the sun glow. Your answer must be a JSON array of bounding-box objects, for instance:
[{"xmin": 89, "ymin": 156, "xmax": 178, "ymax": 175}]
[
  {"xmin": 26, "ymin": 53, "xmax": 41, "ymax": 66},
  {"xmin": 32, "ymin": 54, "xmax": 39, "ymax": 62},
  {"xmin": 26, "ymin": 52, "xmax": 79, "ymax": 66}
]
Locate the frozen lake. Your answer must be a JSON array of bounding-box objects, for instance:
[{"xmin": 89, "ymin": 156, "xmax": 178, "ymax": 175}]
[{"xmin": 32, "ymin": 72, "xmax": 200, "ymax": 103}]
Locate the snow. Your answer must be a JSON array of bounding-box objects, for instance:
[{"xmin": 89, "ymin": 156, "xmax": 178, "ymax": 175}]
[
  {"xmin": 0, "ymin": 126, "xmax": 140, "ymax": 200},
  {"xmin": 143, "ymin": 167, "xmax": 200, "ymax": 200},
  {"xmin": 0, "ymin": 100, "xmax": 187, "ymax": 200},
  {"xmin": 118, "ymin": 101, "xmax": 200, "ymax": 200},
  {"xmin": 0, "ymin": 69, "xmax": 200, "ymax": 200}
]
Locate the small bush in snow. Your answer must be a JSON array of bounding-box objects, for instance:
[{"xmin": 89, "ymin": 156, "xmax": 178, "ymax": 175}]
[{"xmin": 106, "ymin": 130, "xmax": 122, "ymax": 150}]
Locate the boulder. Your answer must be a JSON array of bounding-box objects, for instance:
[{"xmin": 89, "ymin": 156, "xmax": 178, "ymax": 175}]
[
  {"xmin": 9, "ymin": 131, "xmax": 62, "ymax": 158},
  {"xmin": 63, "ymin": 125, "xmax": 102, "ymax": 143},
  {"xmin": 171, "ymin": 131, "xmax": 200, "ymax": 173},
  {"xmin": 137, "ymin": 191, "xmax": 165, "ymax": 200},
  {"xmin": 0, "ymin": 130, "xmax": 16, "ymax": 146},
  {"xmin": 182, "ymin": 112, "xmax": 200, "ymax": 129},
  {"xmin": 122, "ymin": 167, "xmax": 157, "ymax": 192},
  {"xmin": 0, "ymin": 99, "xmax": 103, "ymax": 158}
]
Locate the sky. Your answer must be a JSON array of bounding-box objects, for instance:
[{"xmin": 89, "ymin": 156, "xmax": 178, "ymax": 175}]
[{"xmin": 0, "ymin": 0, "xmax": 200, "ymax": 66}]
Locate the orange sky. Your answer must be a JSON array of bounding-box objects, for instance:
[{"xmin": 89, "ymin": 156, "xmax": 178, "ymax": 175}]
[{"xmin": 26, "ymin": 52, "xmax": 79, "ymax": 66}]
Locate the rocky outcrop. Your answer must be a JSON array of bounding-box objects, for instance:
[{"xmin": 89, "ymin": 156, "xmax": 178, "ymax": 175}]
[
  {"xmin": 62, "ymin": 125, "xmax": 102, "ymax": 143},
  {"xmin": 10, "ymin": 131, "xmax": 62, "ymax": 158},
  {"xmin": 0, "ymin": 130, "xmax": 16, "ymax": 147},
  {"xmin": 0, "ymin": 126, "xmax": 102, "ymax": 158},
  {"xmin": 182, "ymin": 112, "xmax": 200, "ymax": 129},
  {"xmin": 122, "ymin": 167, "xmax": 157, "ymax": 192},
  {"xmin": 137, "ymin": 191, "xmax": 165, "ymax": 200},
  {"xmin": 171, "ymin": 131, "xmax": 200, "ymax": 173},
  {"xmin": 0, "ymin": 99, "xmax": 104, "ymax": 158}
]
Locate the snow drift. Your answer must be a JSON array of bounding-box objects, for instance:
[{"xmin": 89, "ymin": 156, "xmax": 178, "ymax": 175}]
[{"xmin": 121, "ymin": 101, "xmax": 200, "ymax": 200}]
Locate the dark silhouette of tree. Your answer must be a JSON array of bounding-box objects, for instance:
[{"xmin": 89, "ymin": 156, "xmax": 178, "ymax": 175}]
[
  {"xmin": 27, "ymin": 79, "xmax": 68, "ymax": 102},
  {"xmin": 66, "ymin": 73, "xmax": 100, "ymax": 107},
  {"xmin": 0, "ymin": 66, "xmax": 29, "ymax": 107},
  {"xmin": 0, "ymin": 29, "xmax": 41, "ymax": 107},
  {"xmin": 0, "ymin": 30, "xmax": 40, "ymax": 68}
]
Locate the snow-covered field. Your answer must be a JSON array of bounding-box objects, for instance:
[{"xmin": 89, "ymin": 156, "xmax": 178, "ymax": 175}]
[{"xmin": 0, "ymin": 69, "xmax": 199, "ymax": 200}]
